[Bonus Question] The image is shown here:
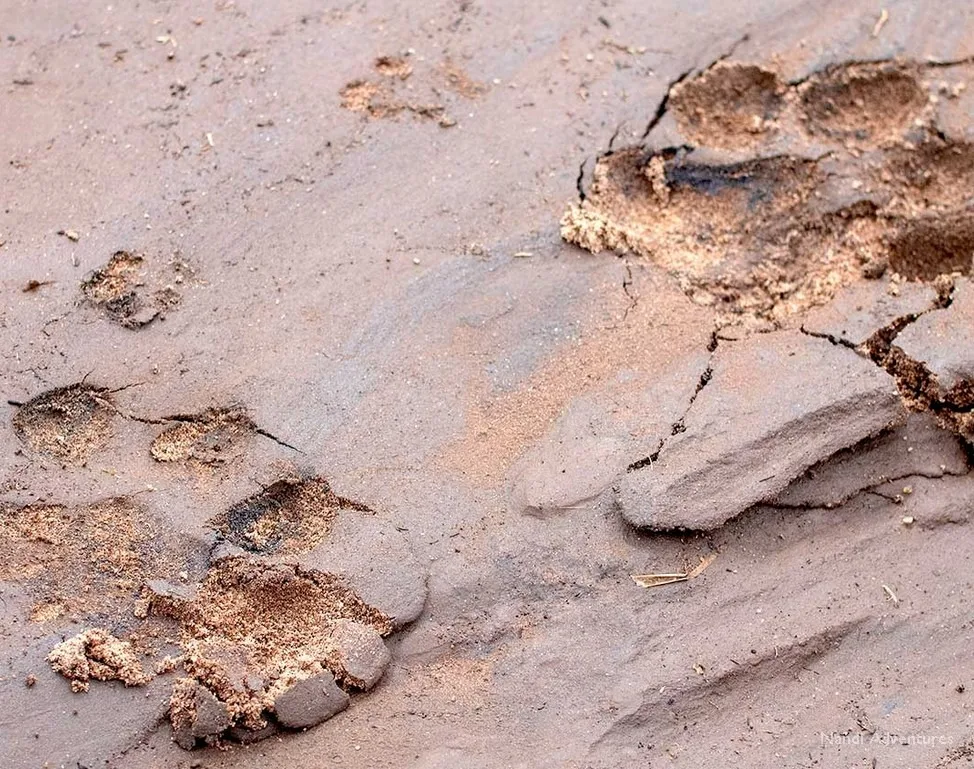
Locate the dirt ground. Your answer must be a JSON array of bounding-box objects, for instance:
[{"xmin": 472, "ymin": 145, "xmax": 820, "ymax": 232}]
[{"xmin": 2, "ymin": 0, "xmax": 974, "ymax": 767}]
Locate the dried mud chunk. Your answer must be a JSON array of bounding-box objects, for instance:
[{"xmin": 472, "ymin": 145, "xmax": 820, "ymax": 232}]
[
  {"xmin": 169, "ymin": 678, "xmax": 231, "ymax": 749},
  {"xmin": 329, "ymin": 620, "xmax": 390, "ymax": 690},
  {"xmin": 48, "ymin": 628, "xmax": 152, "ymax": 693},
  {"xmin": 169, "ymin": 558, "xmax": 389, "ymax": 738},
  {"xmin": 272, "ymin": 671, "xmax": 349, "ymax": 729},
  {"xmin": 887, "ymin": 215, "xmax": 974, "ymax": 281},
  {"xmin": 616, "ymin": 330, "xmax": 905, "ymax": 531},
  {"xmin": 799, "ymin": 62, "xmax": 927, "ymax": 147},
  {"xmin": 893, "ymin": 278, "xmax": 974, "ymax": 395},
  {"xmin": 296, "ymin": 508, "xmax": 428, "ymax": 629},
  {"xmin": 12, "ymin": 383, "xmax": 114, "ymax": 464},
  {"xmin": 669, "ymin": 63, "xmax": 785, "ymax": 147},
  {"xmin": 150, "ymin": 407, "xmax": 255, "ymax": 464},
  {"xmin": 143, "ymin": 579, "xmax": 196, "ymax": 619},
  {"xmin": 211, "ymin": 475, "xmax": 368, "ymax": 555}
]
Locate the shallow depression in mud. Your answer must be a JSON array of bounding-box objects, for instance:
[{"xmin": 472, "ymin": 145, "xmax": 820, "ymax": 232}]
[
  {"xmin": 669, "ymin": 63, "xmax": 785, "ymax": 147},
  {"xmin": 799, "ymin": 63, "xmax": 928, "ymax": 146},
  {"xmin": 888, "ymin": 216, "xmax": 974, "ymax": 281}
]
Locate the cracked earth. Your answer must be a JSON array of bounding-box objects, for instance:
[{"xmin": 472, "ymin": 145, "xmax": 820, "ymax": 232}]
[{"xmin": 2, "ymin": 1, "xmax": 974, "ymax": 768}]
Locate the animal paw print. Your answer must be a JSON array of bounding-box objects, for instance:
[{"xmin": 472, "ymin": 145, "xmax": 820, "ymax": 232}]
[{"xmin": 563, "ymin": 58, "xmax": 974, "ymax": 326}]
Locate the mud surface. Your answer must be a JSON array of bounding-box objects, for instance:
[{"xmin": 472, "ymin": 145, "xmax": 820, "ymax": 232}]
[{"xmin": 2, "ymin": 1, "xmax": 974, "ymax": 768}]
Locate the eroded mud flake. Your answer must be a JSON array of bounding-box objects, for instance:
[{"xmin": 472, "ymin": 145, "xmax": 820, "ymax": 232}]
[
  {"xmin": 616, "ymin": 330, "xmax": 905, "ymax": 531},
  {"xmin": 773, "ymin": 412, "xmax": 970, "ymax": 509},
  {"xmin": 210, "ymin": 475, "xmax": 367, "ymax": 555},
  {"xmin": 669, "ymin": 62, "xmax": 785, "ymax": 148},
  {"xmin": 12, "ymin": 383, "xmax": 115, "ymax": 464},
  {"xmin": 81, "ymin": 251, "xmax": 180, "ymax": 328},
  {"xmin": 48, "ymin": 628, "xmax": 153, "ymax": 693},
  {"xmin": 891, "ymin": 278, "xmax": 974, "ymax": 441},
  {"xmin": 150, "ymin": 407, "xmax": 256, "ymax": 464}
]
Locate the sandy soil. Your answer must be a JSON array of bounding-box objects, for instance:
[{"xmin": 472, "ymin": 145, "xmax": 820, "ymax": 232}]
[{"xmin": 1, "ymin": 1, "xmax": 974, "ymax": 767}]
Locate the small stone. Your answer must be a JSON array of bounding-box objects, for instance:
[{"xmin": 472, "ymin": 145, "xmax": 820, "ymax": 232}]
[
  {"xmin": 273, "ymin": 672, "xmax": 349, "ymax": 729},
  {"xmin": 330, "ymin": 620, "xmax": 391, "ymax": 690}
]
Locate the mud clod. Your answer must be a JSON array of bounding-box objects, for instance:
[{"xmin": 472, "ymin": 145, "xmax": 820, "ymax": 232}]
[
  {"xmin": 12, "ymin": 383, "xmax": 115, "ymax": 465},
  {"xmin": 328, "ymin": 620, "xmax": 391, "ymax": 690},
  {"xmin": 162, "ymin": 557, "xmax": 391, "ymax": 743},
  {"xmin": 48, "ymin": 629, "xmax": 152, "ymax": 693},
  {"xmin": 272, "ymin": 671, "xmax": 349, "ymax": 729},
  {"xmin": 170, "ymin": 678, "xmax": 232, "ymax": 749}
]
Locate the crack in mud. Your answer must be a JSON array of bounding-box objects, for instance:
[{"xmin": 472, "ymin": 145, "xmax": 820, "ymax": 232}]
[
  {"xmin": 767, "ymin": 467, "xmax": 970, "ymax": 512},
  {"xmin": 626, "ymin": 332, "xmax": 718, "ymax": 471}
]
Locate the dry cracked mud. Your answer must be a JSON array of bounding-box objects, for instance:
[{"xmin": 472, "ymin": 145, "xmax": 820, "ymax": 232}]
[{"xmin": 3, "ymin": 3, "xmax": 974, "ymax": 768}]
